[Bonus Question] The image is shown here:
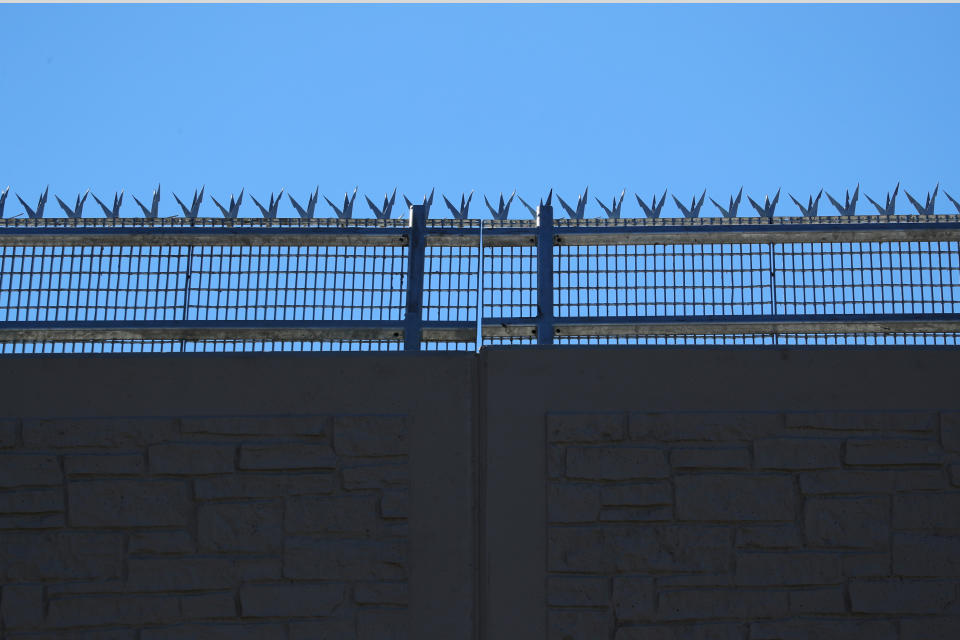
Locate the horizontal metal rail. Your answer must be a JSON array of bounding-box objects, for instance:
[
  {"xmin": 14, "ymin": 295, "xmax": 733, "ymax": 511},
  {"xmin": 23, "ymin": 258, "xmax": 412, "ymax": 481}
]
[
  {"xmin": 3, "ymin": 215, "xmax": 960, "ymax": 247},
  {"xmin": 2, "ymin": 315, "xmax": 959, "ymax": 344}
]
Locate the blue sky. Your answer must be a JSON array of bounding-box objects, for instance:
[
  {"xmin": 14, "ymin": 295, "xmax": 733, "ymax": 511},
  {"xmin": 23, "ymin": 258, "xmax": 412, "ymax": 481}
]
[{"xmin": 1, "ymin": 3, "xmax": 958, "ymax": 219}]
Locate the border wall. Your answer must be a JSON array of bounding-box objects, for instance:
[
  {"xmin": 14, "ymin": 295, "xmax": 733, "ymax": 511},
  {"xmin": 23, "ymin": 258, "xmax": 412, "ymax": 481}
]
[{"xmin": 2, "ymin": 347, "xmax": 960, "ymax": 639}]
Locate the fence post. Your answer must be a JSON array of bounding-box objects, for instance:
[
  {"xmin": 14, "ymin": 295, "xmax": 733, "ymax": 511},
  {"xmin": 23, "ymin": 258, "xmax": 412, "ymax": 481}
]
[
  {"xmin": 536, "ymin": 202, "xmax": 554, "ymax": 345},
  {"xmin": 405, "ymin": 204, "xmax": 428, "ymax": 351}
]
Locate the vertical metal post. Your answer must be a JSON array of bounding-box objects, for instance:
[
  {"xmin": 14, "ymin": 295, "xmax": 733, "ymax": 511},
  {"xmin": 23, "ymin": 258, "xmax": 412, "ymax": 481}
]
[
  {"xmin": 536, "ymin": 203, "xmax": 555, "ymax": 345},
  {"xmin": 404, "ymin": 204, "xmax": 427, "ymax": 351},
  {"xmin": 180, "ymin": 244, "xmax": 194, "ymax": 353},
  {"xmin": 477, "ymin": 220, "xmax": 484, "ymax": 353}
]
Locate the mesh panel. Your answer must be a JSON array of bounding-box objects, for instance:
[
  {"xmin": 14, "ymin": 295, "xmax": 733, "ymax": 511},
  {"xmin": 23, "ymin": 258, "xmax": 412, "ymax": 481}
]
[
  {"xmin": 775, "ymin": 241, "xmax": 960, "ymax": 315},
  {"xmin": 554, "ymin": 243, "xmax": 773, "ymax": 317}
]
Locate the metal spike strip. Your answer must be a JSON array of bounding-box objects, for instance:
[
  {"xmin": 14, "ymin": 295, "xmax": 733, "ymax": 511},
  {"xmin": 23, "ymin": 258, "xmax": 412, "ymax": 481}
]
[{"xmin": 0, "ymin": 183, "xmax": 954, "ymax": 219}]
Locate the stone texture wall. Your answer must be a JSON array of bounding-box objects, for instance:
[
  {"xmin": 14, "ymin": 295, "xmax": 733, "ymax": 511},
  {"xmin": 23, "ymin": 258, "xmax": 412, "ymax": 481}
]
[
  {"xmin": 547, "ymin": 410, "xmax": 960, "ymax": 640},
  {"xmin": 0, "ymin": 413, "xmax": 409, "ymax": 639}
]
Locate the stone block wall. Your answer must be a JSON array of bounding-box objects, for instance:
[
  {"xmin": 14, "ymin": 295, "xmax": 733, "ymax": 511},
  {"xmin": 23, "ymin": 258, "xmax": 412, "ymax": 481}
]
[
  {"xmin": 547, "ymin": 410, "xmax": 960, "ymax": 640},
  {"xmin": 0, "ymin": 414, "xmax": 409, "ymax": 639}
]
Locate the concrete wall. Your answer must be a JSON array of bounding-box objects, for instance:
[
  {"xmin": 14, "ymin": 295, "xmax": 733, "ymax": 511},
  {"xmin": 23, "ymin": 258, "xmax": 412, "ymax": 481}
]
[
  {"xmin": 0, "ymin": 353, "xmax": 476, "ymax": 640},
  {"xmin": 2, "ymin": 348, "xmax": 960, "ymax": 639}
]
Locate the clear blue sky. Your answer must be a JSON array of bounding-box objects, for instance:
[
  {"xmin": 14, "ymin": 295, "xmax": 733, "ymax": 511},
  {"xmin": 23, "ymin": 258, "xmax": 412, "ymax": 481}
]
[{"xmin": 1, "ymin": 3, "xmax": 958, "ymax": 219}]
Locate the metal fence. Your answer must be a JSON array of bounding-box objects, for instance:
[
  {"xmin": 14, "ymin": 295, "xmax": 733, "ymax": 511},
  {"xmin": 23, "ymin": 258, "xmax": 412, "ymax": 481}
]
[{"xmin": 2, "ymin": 203, "xmax": 960, "ymax": 352}]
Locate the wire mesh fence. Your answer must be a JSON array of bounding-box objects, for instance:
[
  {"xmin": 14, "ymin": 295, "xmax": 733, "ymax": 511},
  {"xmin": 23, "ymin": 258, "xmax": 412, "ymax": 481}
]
[{"xmin": 3, "ymin": 205, "xmax": 960, "ymax": 353}]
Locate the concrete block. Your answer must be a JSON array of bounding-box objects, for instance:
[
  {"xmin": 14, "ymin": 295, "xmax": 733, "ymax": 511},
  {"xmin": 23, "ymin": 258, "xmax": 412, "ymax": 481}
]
[
  {"xmin": 286, "ymin": 495, "xmax": 382, "ymax": 537},
  {"xmin": 127, "ymin": 556, "xmax": 280, "ymax": 591},
  {"xmin": 333, "ymin": 415, "xmax": 408, "ymax": 456},
  {"xmin": 181, "ymin": 415, "xmax": 330, "ymax": 437},
  {"xmin": 786, "ymin": 411, "xmax": 935, "ymax": 433},
  {"xmin": 749, "ymin": 620, "xmax": 896, "ymax": 640},
  {"xmin": 548, "ymin": 609, "xmax": 611, "ymax": 640},
  {"xmin": 894, "ymin": 492, "xmax": 960, "ymax": 531},
  {"xmin": 358, "ymin": 608, "xmax": 409, "ymax": 640},
  {"xmin": 239, "ymin": 444, "xmax": 336, "ymax": 470},
  {"xmin": 46, "ymin": 593, "xmax": 180, "ymax": 627},
  {"xmin": 894, "ymin": 532, "xmax": 960, "ymax": 576},
  {"xmin": 342, "ymin": 463, "xmax": 409, "ymax": 490},
  {"xmin": 128, "ymin": 530, "xmax": 195, "ymax": 554},
  {"xmin": 940, "ymin": 411, "xmax": 960, "ymax": 452},
  {"xmin": 0, "ymin": 453, "xmax": 61, "ymax": 487},
  {"xmin": 842, "ymin": 552, "xmax": 890, "ymax": 577},
  {"xmin": 845, "ymin": 439, "xmax": 942, "ymax": 466},
  {"xmin": 0, "ymin": 419, "xmax": 18, "ymax": 448},
  {"xmin": 566, "ymin": 446, "xmax": 669, "ymax": 480},
  {"xmin": 735, "ymin": 525, "xmax": 803, "ymax": 550},
  {"xmin": 671, "ymin": 447, "xmax": 750, "ymax": 470},
  {"xmin": 754, "ymin": 438, "xmax": 841, "ymax": 470},
  {"xmin": 900, "ymin": 617, "xmax": 960, "ymax": 640},
  {"xmin": 675, "ymin": 475, "xmax": 795, "ymax": 521},
  {"xmin": 180, "ymin": 591, "xmax": 237, "ymax": 619},
  {"xmin": 0, "ymin": 488, "xmax": 63, "ymax": 513},
  {"xmin": 380, "ymin": 490, "xmax": 408, "ymax": 519},
  {"xmin": 1, "ymin": 584, "xmax": 43, "ymax": 628},
  {"xmin": 354, "ymin": 582, "xmax": 409, "ymax": 606},
  {"xmin": 804, "ymin": 496, "xmax": 889, "ymax": 549},
  {"xmin": 615, "ymin": 623, "xmax": 744, "ymax": 640},
  {"xmin": 141, "ymin": 624, "xmax": 288, "ymax": 640},
  {"xmin": 657, "ymin": 588, "xmax": 789, "ymax": 620},
  {"xmin": 199, "ymin": 500, "xmax": 283, "ymax": 552},
  {"xmin": 149, "ymin": 442, "xmax": 235, "ymax": 475},
  {"xmin": 549, "ymin": 525, "xmax": 731, "ymax": 574},
  {"xmin": 547, "ymin": 412, "xmax": 626, "ymax": 443},
  {"xmin": 601, "ymin": 482, "xmax": 673, "ymax": 506},
  {"xmin": 736, "ymin": 552, "xmax": 842, "ymax": 585},
  {"xmin": 1, "ymin": 531, "xmax": 124, "ymax": 581},
  {"xmin": 241, "ymin": 583, "xmax": 344, "ymax": 617},
  {"xmin": 788, "ymin": 587, "xmax": 846, "ymax": 614},
  {"xmin": 611, "ymin": 576, "xmax": 654, "ymax": 622},
  {"xmin": 64, "ymin": 453, "xmax": 144, "ymax": 476},
  {"xmin": 546, "ymin": 576, "xmax": 608, "ymax": 607},
  {"xmin": 850, "ymin": 578, "xmax": 960, "ymax": 613},
  {"xmin": 22, "ymin": 417, "xmax": 177, "ymax": 448},
  {"xmin": 290, "ymin": 618, "xmax": 356, "ymax": 640},
  {"xmin": 196, "ymin": 473, "xmax": 335, "ymax": 499},
  {"xmin": 68, "ymin": 479, "xmax": 190, "ymax": 527},
  {"xmin": 630, "ymin": 411, "xmax": 782, "ymax": 442},
  {"xmin": 548, "ymin": 483, "xmax": 600, "ymax": 523},
  {"xmin": 284, "ymin": 538, "xmax": 406, "ymax": 580}
]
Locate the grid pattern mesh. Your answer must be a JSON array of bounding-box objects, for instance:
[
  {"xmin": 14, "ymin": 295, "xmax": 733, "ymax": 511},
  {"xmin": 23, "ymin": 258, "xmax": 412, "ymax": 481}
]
[
  {"xmin": 2, "ymin": 231, "xmax": 960, "ymax": 352},
  {"xmin": 0, "ymin": 245, "xmax": 407, "ymax": 322},
  {"xmin": 554, "ymin": 244, "xmax": 773, "ymax": 317},
  {"xmin": 775, "ymin": 241, "xmax": 960, "ymax": 315}
]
